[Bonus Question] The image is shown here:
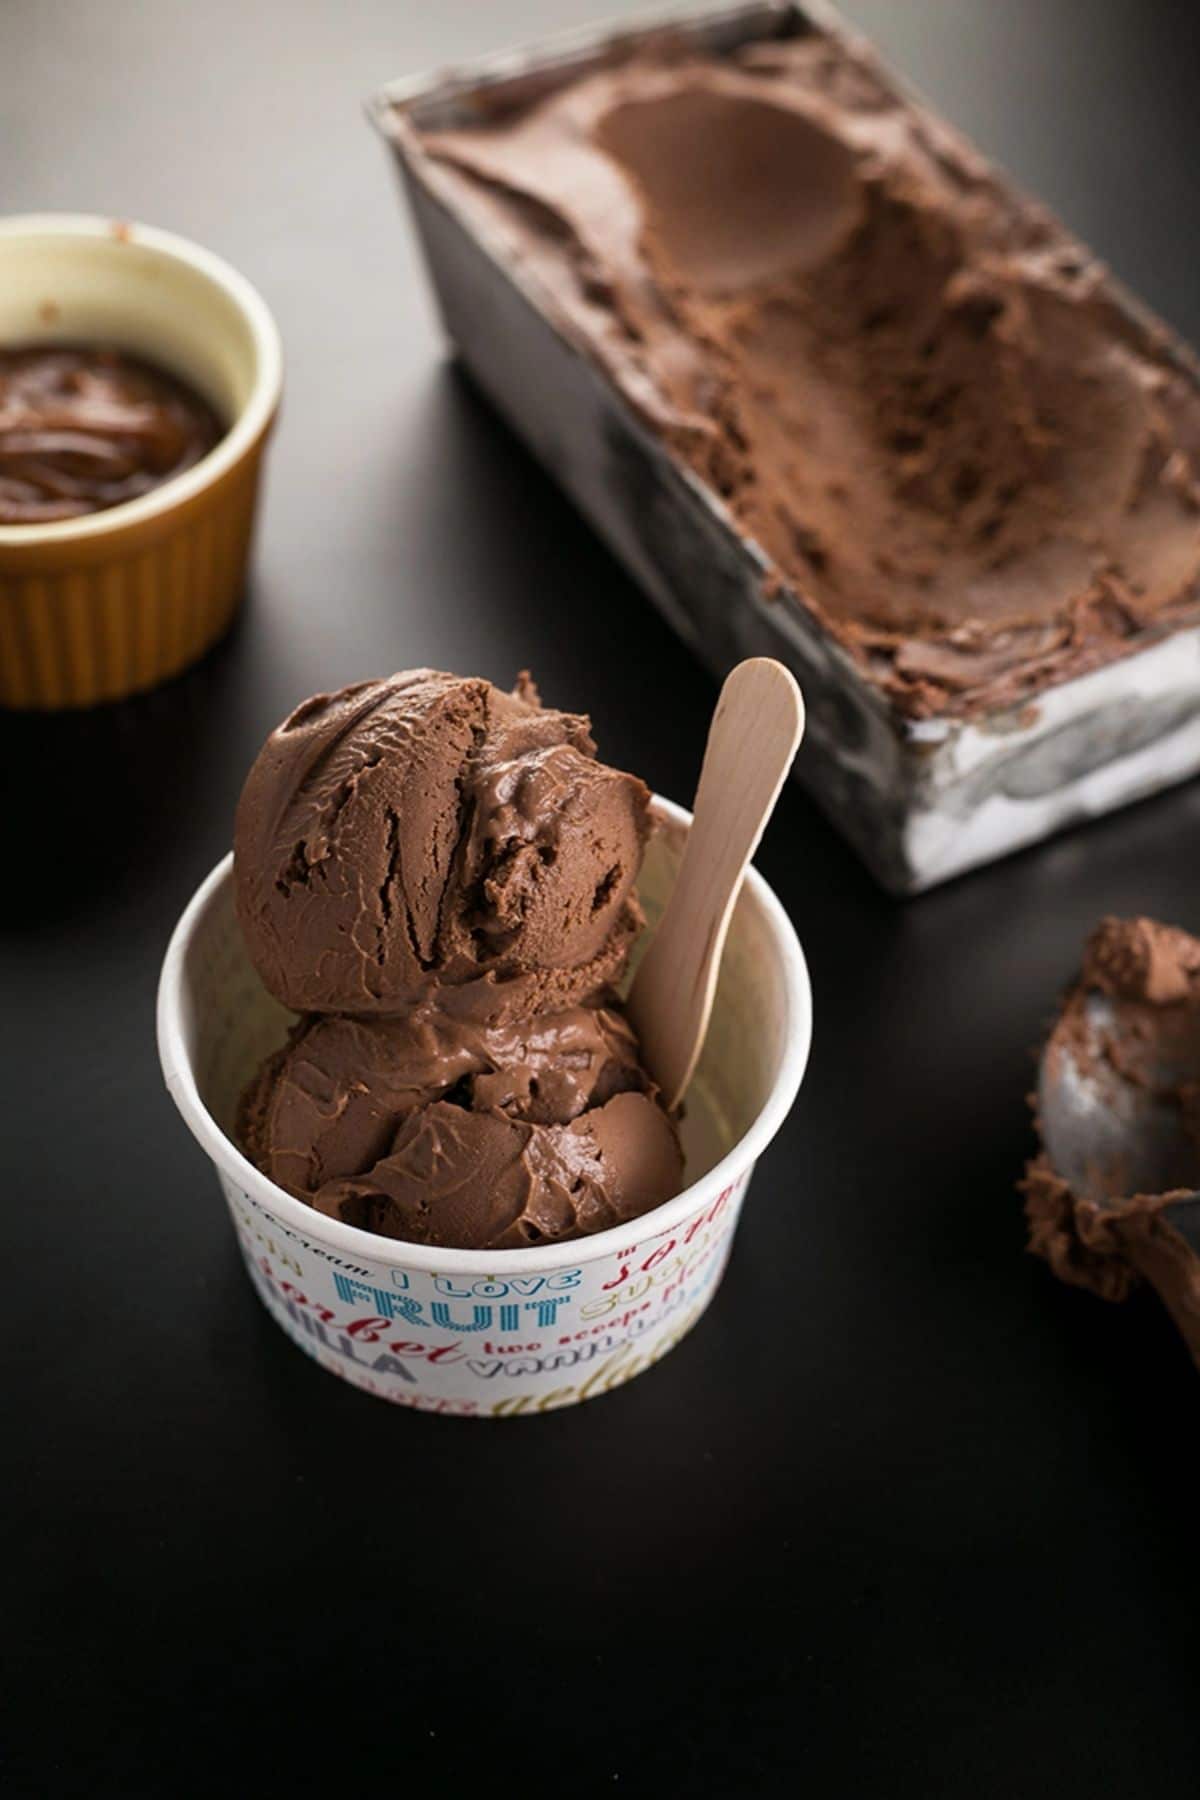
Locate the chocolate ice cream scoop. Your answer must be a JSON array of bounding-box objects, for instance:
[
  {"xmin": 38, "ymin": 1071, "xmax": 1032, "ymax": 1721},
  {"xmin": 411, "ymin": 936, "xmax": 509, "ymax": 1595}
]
[
  {"xmin": 234, "ymin": 669, "xmax": 651, "ymax": 1015},
  {"xmin": 1024, "ymin": 917, "xmax": 1200, "ymax": 1364},
  {"xmin": 240, "ymin": 1000, "xmax": 682, "ymax": 1250}
]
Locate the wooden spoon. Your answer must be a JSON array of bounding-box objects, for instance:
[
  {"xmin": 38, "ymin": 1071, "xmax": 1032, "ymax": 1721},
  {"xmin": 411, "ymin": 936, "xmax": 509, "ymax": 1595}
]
[{"xmin": 627, "ymin": 657, "xmax": 805, "ymax": 1112}]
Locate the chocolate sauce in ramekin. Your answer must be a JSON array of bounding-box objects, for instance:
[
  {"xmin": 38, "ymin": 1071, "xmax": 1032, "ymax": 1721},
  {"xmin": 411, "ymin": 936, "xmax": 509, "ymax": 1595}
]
[{"xmin": 0, "ymin": 344, "xmax": 224, "ymax": 525}]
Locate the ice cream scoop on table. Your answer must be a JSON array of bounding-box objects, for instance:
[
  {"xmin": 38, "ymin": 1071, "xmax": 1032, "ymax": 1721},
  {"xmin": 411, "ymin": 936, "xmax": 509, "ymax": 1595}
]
[{"xmin": 1025, "ymin": 915, "xmax": 1200, "ymax": 1366}]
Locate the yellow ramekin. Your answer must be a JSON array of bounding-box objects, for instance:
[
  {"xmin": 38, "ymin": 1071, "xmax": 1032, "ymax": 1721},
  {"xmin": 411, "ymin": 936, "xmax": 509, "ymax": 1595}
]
[{"xmin": 0, "ymin": 215, "xmax": 283, "ymax": 709}]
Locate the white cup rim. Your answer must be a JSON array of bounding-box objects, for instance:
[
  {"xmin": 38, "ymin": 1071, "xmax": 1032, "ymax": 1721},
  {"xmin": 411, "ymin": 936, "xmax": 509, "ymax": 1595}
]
[
  {"xmin": 157, "ymin": 795, "xmax": 812, "ymax": 1275},
  {"xmin": 0, "ymin": 213, "xmax": 284, "ymax": 548}
]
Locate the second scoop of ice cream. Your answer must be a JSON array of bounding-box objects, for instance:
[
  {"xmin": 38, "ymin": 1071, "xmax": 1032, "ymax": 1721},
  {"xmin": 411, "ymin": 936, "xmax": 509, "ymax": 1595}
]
[{"xmin": 240, "ymin": 1001, "xmax": 683, "ymax": 1249}]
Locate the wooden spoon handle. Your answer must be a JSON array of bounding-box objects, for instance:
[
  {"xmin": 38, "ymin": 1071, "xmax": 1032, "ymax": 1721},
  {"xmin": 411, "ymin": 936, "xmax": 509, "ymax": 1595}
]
[{"xmin": 628, "ymin": 658, "xmax": 804, "ymax": 1112}]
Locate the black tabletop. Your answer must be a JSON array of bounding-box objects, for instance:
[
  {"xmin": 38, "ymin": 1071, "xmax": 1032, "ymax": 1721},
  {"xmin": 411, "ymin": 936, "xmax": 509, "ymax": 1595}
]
[{"xmin": 5, "ymin": 2, "xmax": 1200, "ymax": 1794}]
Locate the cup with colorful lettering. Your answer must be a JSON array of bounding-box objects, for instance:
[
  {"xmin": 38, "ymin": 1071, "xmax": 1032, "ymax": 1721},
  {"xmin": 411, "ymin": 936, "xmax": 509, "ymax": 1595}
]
[{"xmin": 157, "ymin": 797, "xmax": 811, "ymax": 1416}]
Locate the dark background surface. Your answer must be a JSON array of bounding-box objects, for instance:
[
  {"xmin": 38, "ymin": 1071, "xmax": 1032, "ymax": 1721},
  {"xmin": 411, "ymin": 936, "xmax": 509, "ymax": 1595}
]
[{"xmin": 4, "ymin": 2, "xmax": 1200, "ymax": 1794}]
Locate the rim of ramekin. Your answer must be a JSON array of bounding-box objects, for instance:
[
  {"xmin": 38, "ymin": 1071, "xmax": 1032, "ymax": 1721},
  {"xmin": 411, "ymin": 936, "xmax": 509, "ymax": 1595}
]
[
  {"xmin": 0, "ymin": 213, "xmax": 283, "ymax": 548},
  {"xmin": 157, "ymin": 797, "xmax": 813, "ymax": 1275}
]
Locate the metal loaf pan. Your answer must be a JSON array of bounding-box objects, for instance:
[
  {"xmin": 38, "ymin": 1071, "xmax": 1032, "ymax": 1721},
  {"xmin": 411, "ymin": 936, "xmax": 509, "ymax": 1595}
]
[{"xmin": 369, "ymin": 0, "xmax": 1200, "ymax": 894}]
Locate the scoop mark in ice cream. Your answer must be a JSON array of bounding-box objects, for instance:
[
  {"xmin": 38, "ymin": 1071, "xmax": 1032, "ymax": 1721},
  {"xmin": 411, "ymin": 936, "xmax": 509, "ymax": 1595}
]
[
  {"xmin": 234, "ymin": 670, "xmax": 682, "ymax": 1249},
  {"xmin": 595, "ymin": 88, "xmax": 861, "ymax": 294},
  {"xmin": 416, "ymin": 34, "xmax": 1200, "ymax": 719}
]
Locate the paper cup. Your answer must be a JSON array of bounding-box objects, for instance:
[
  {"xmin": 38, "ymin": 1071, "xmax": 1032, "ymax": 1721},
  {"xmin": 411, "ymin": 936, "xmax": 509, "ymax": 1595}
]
[
  {"xmin": 0, "ymin": 215, "xmax": 283, "ymax": 709},
  {"xmin": 158, "ymin": 798, "xmax": 811, "ymax": 1416}
]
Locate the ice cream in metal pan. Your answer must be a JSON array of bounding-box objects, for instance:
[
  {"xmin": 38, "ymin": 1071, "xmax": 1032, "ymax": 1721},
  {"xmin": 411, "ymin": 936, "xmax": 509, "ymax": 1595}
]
[{"xmin": 372, "ymin": 0, "xmax": 1200, "ymax": 892}]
